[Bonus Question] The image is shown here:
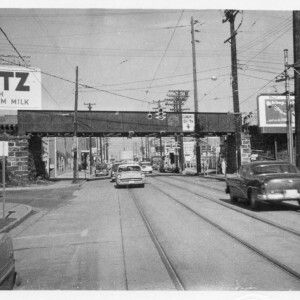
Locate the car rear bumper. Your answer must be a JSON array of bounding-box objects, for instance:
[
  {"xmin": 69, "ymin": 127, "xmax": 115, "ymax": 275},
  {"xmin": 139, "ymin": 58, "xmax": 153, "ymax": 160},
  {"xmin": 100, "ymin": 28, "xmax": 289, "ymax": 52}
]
[
  {"xmin": 257, "ymin": 191, "xmax": 300, "ymax": 201},
  {"xmin": 116, "ymin": 179, "xmax": 144, "ymax": 186}
]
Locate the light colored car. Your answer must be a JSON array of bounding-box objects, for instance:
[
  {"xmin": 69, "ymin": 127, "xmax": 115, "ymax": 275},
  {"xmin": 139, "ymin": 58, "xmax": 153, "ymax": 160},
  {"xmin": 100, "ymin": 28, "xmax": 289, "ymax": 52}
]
[
  {"xmin": 115, "ymin": 164, "xmax": 145, "ymax": 188},
  {"xmin": 140, "ymin": 162, "xmax": 153, "ymax": 174},
  {"xmin": 0, "ymin": 233, "xmax": 16, "ymax": 290}
]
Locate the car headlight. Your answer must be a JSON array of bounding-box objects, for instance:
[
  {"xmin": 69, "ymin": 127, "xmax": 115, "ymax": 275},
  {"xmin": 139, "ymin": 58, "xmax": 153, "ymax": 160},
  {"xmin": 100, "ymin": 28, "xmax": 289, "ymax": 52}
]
[
  {"xmin": 117, "ymin": 174, "xmax": 121, "ymax": 179},
  {"xmin": 141, "ymin": 174, "xmax": 145, "ymax": 178}
]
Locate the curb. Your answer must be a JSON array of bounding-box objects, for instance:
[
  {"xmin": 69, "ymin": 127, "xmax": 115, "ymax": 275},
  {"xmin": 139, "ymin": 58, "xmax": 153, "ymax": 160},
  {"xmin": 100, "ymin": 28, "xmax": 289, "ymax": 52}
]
[
  {"xmin": 0, "ymin": 205, "xmax": 33, "ymax": 233},
  {"xmin": 204, "ymin": 175, "xmax": 227, "ymax": 181},
  {"xmin": 3, "ymin": 181, "xmax": 84, "ymax": 192}
]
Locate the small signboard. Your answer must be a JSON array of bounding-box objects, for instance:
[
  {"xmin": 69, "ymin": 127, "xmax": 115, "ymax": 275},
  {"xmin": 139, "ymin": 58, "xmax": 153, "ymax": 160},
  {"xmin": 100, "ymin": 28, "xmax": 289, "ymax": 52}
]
[
  {"xmin": 0, "ymin": 141, "xmax": 8, "ymax": 156},
  {"xmin": 182, "ymin": 114, "xmax": 195, "ymax": 132}
]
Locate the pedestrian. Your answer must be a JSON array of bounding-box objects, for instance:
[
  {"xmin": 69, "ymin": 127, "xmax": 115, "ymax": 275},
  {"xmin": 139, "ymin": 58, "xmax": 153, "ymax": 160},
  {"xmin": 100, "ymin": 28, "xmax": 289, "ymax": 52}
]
[{"xmin": 221, "ymin": 158, "xmax": 226, "ymax": 175}]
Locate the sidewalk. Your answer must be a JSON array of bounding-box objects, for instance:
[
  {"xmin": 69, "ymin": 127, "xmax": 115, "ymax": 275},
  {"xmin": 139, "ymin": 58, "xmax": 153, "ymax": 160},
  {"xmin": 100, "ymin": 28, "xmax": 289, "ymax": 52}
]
[
  {"xmin": 0, "ymin": 180, "xmax": 85, "ymax": 232},
  {"xmin": 55, "ymin": 170, "xmax": 109, "ymax": 181},
  {"xmin": 0, "ymin": 202, "xmax": 33, "ymax": 233}
]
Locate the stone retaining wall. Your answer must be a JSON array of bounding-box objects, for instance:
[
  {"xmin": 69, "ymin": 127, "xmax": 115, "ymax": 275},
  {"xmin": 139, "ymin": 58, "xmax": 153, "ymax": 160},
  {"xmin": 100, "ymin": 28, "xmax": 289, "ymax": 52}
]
[{"xmin": 6, "ymin": 136, "xmax": 30, "ymax": 185}]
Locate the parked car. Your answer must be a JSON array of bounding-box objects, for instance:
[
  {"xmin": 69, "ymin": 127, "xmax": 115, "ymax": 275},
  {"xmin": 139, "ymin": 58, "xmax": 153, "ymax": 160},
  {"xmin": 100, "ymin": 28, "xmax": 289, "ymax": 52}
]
[
  {"xmin": 95, "ymin": 162, "xmax": 109, "ymax": 177},
  {"xmin": 140, "ymin": 161, "xmax": 153, "ymax": 174},
  {"xmin": 111, "ymin": 162, "xmax": 122, "ymax": 182},
  {"xmin": 0, "ymin": 233, "xmax": 16, "ymax": 290},
  {"xmin": 115, "ymin": 163, "xmax": 145, "ymax": 188},
  {"xmin": 225, "ymin": 161, "xmax": 300, "ymax": 210}
]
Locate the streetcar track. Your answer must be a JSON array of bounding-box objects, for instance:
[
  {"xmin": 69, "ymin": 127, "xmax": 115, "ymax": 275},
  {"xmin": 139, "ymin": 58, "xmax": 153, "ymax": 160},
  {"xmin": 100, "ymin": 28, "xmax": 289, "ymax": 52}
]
[
  {"xmin": 149, "ymin": 182, "xmax": 300, "ymax": 281},
  {"xmin": 154, "ymin": 177, "xmax": 300, "ymax": 237},
  {"xmin": 176, "ymin": 176, "xmax": 300, "ymax": 213},
  {"xmin": 117, "ymin": 192, "xmax": 129, "ymax": 290},
  {"xmin": 128, "ymin": 188, "xmax": 185, "ymax": 290}
]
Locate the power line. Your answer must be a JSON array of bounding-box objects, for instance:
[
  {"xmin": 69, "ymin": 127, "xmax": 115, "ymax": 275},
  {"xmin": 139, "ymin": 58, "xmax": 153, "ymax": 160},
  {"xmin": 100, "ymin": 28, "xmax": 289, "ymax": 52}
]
[
  {"xmin": 0, "ymin": 57, "xmax": 153, "ymax": 104},
  {"xmin": 238, "ymin": 16, "xmax": 292, "ymax": 52},
  {"xmin": 0, "ymin": 27, "xmax": 60, "ymax": 106},
  {"xmin": 240, "ymin": 72, "xmax": 284, "ymax": 105},
  {"xmin": 146, "ymin": 10, "xmax": 184, "ymax": 95},
  {"xmin": 0, "ymin": 27, "xmax": 28, "ymax": 66},
  {"xmin": 243, "ymin": 24, "xmax": 292, "ymax": 65}
]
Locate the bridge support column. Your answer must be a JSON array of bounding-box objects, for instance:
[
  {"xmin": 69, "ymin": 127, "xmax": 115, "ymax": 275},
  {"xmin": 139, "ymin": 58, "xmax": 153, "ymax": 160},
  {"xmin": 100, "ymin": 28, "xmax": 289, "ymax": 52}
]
[{"xmin": 226, "ymin": 133, "xmax": 251, "ymax": 173}]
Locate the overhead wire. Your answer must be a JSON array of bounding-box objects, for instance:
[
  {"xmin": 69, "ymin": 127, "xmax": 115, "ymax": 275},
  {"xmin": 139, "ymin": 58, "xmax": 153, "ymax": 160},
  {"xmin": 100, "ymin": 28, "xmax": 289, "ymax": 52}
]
[
  {"xmin": 240, "ymin": 72, "xmax": 284, "ymax": 105},
  {"xmin": 0, "ymin": 26, "xmax": 60, "ymax": 107},
  {"xmin": 0, "ymin": 57, "xmax": 153, "ymax": 104},
  {"xmin": 145, "ymin": 10, "xmax": 184, "ymax": 96}
]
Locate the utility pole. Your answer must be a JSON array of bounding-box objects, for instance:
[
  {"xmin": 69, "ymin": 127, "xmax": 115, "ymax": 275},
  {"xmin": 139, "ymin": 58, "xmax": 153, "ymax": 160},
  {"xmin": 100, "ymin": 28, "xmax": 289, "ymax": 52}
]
[
  {"xmin": 223, "ymin": 10, "xmax": 242, "ymax": 171},
  {"xmin": 293, "ymin": 11, "xmax": 300, "ymax": 167},
  {"xmin": 99, "ymin": 136, "xmax": 103, "ymax": 163},
  {"xmin": 73, "ymin": 66, "xmax": 78, "ymax": 183},
  {"xmin": 105, "ymin": 137, "xmax": 109, "ymax": 163},
  {"xmin": 84, "ymin": 102, "xmax": 96, "ymax": 176},
  {"xmin": 284, "ymin": 50, "xmax": 294, "ymax": 164},
  {"xmin": 191, "ymin": 16, "xmax": 201, "ymax": 174},
  {"xmin": 165, "ymin": 90, "xmax": 189, "ymax": 172},
  {"xmin": 276, "ymin": 49, "xmax": 294, "ymax": 163}
]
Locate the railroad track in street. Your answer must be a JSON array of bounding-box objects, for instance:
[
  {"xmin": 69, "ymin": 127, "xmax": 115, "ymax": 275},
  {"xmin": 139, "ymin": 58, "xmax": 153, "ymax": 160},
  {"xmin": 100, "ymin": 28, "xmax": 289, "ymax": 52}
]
[
  {"xmin": 176, "ymin": 176, "xmax": 300, "ymax": 213},
  {"xmin": 128, "ymin": 189, "xmax": 185, "ymax": 290},
  {"xmin": 154, "ymin": 176, "xmax": 300, "ymax": 238},
  {"xmin": 148, "ymin": 181, "xmax": 300, "ymax": 282}
]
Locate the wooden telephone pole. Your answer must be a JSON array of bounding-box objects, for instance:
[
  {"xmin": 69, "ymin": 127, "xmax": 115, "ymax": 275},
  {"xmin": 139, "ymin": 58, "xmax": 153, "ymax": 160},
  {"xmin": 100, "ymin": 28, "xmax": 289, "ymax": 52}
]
[
  {"xmin": 165, "ymin": 90, "xmax": 189, "ymax": 172},
  {"xmin": 223, "ymin": 10, "xmax": 242, "ymax": 171},
  {"xmin": 294, "ymin": 11, "xmax": 300, "ymax": 167},
  {"xmin": 191, "ymin": 16, "xmax": 202, "ymax": 174},
  {"xmin": 73, "ymin": 66, "xmax": 78, "ymax": 183},
  {"xmin": 84, "ymin": 102, "xmax": 96, "ymax": 176}
]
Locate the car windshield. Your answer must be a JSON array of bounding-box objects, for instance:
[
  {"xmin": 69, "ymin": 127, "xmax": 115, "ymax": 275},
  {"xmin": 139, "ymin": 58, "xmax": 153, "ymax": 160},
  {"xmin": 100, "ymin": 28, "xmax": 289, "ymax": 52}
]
[
  {"xmin": 252, "ymin": 164, "xmax": 299, "ymax": 175},
  {"xmin": 118, "ymin": 165, "xmax": 141, "ymax": 172}
]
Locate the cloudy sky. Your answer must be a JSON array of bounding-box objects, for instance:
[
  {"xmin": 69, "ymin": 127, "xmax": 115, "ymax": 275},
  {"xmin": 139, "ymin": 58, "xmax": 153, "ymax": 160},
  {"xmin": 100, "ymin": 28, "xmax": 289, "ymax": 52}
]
[{"xmin": 0, "ymin": 2, "xmax": 297, "ymax": 122}]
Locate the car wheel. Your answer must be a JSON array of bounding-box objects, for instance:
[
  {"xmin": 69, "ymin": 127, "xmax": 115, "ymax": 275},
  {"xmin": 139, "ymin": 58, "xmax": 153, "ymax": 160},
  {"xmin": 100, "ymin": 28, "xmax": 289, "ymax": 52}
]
[
  {"xmin": 229, "ymin": 188, "xmax": 238, "ymax": 203},
  {"xmin": 115, "ymin": 184, "xmax": 119, "ymax": 189},
  {"xmin": 0, "ymin": 270, "xmax": 16, "ymax": 290},
  {"xmin": 250, "ymin": 190, "xmax": 259, "ymax": 210}
]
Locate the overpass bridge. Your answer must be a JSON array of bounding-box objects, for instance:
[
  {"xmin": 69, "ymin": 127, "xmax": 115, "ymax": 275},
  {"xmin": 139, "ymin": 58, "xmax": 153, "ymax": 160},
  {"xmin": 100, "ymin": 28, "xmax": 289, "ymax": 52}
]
[{"xmin": 17, "ymin": 110, "xmax": 236, "ymax": 137}]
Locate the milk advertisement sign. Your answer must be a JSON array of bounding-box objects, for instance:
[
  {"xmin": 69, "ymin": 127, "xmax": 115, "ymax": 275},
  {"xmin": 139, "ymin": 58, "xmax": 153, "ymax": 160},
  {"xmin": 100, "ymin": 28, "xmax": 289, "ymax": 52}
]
[{"xmin": 0, "ymin": 65, "xmax": 42, "ymax": 110}]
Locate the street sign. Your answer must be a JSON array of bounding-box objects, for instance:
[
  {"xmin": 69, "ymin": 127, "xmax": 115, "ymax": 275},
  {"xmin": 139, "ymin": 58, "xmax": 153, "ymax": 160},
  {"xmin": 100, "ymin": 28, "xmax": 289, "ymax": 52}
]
[
  {"xmin": 0, "ymin": 141, "xmax": 8, "ymax": 156},
  {"xmin": 0, "ymin": 141, "xmax": 8, "ymax": 219},
  {"xmin": 182, "ymin": 114, "xmax": 195, "ymax": 132}
]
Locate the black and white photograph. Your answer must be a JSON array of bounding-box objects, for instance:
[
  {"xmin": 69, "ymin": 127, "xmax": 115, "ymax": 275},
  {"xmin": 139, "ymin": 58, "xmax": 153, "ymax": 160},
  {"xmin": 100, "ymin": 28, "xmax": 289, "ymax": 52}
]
[{"xmin": 0, "ymin": 0, "xmax": 299, "ymax": 297}]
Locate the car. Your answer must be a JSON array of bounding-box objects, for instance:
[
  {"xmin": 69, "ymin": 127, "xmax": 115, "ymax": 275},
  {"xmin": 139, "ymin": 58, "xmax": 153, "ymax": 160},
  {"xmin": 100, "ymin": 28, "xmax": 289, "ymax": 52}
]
[
  {"xmin": 140, "ymin": 162, "xmax": 153, "ymax": 174},
  {"xmin": 110, "ymin": 162, "xmax": 122, "ymax": 182},
  {"xmin": 0, "ymin": 233, "xmax": 16, "ymax": 290},
  {"xmin": 115, "ymin": 163, "xmax": 145, "ymax": 188},
  {"xmin": 225, "ymin": 161, "xmax": 300, "ymax": 210},
  {"xmin": 95, "ymin": 163, "xmax": 109, "ymax": 177}
]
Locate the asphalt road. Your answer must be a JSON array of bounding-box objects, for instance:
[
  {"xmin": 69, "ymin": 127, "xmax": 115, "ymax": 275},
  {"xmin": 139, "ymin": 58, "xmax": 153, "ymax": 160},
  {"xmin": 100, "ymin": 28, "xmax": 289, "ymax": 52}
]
[{"xmin": 8, "ymin": 176, "xmax": 300, "ymax": 290}]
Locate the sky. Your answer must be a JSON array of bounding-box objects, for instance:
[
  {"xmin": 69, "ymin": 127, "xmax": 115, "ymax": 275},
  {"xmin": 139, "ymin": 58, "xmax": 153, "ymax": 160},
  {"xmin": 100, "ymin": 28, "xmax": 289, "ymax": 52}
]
[{"xmin": 0, "ymin": 5, "xmax": 295, "ymax": 123}]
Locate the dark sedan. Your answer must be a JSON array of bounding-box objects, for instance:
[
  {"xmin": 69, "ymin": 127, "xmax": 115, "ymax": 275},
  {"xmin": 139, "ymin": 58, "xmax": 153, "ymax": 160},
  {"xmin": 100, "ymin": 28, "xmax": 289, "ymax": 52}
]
[{"xmin": 225, "ymin": 161, "xmax": 300, "ymax": 210}]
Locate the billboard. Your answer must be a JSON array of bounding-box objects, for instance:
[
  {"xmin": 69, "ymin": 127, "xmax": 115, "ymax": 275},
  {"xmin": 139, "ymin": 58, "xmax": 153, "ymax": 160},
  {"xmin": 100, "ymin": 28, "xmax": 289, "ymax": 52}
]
[
  {"xmin": 257, "ymin": 94, "xmax": 295, "ymax": 133},
  {"xmin": 0, "ymin": 65, "xmax": 41, "ymax": 110}
]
